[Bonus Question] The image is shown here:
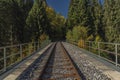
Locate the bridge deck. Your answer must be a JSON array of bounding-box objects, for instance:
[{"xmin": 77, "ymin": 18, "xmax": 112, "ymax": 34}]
[
  {"xmin": 1, "ymin": 43, "xmax": 52, "ymax": 80},
  {"xmin": 63, "ymin": 42, "xmax": 120, "ymax": 80},
  {"xmin": 0, "ymin": 42, "xmax": 120, "ymax": 80}
]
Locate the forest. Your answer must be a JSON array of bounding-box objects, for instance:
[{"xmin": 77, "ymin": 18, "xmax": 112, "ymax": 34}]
[
  {"xmin": 0, "ymin": 0, "xmax": 66, "ymax": 47},
  {"xmin": 66, "ymin": 0, "xmax": 120, "ymax": 44},
  {"xmin": 65, "ymin": 0, "xmax": 120, "ymax": 64},
  {"xmin": 0, "ymin": 0, "xmax": 67, "ymax": 71},
  {"xmin": 0, "ymin": 0, "xmax": 120, "ymax": 47}
]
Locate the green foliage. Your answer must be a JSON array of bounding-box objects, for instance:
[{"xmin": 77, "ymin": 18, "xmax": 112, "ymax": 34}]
[
  {"xmin": 66, "ymin": 25, "xmax": 88, "ymax": 42},
  {"xmin": 87, "ymin": 35, "xmax": 94, "ymax": 41},
  {"xmin": 72, "ymin": 27, "xmax": 79, "ymax": 42},
  {"xmin": 66, "ymin": 0, "xmax": 104, "ymax": 41},
  {"xmin": 103, "ymin": 0, "xmax": 120, "ymax": 43},
  {"xmin": 66, "ymin": 30, "xmax": 73, "ymax": 42},
  {"xmin": 67, "ymin": 0, "xmax": 120, "ymax": 43},
  {"xmin": 0, "ymin": 0, "xmax": 66, "ymax": 45},
  {"xmin": 67, "ymin": 0, "xmax": 90, "ymax": 29},
  {"xmin": 95, "ymin": 35, "xmax": 102, "ymax": 42},
  {"xmin": 90, "ymin": 0, "xmax": 104, "ymax": 38},
  {"xmin": 0, "ymin": 0, "xmax": 33, "ymax": 46},
  {"xmin": 26, "ymin": 0, "xmax": 48, "ymax": 42},
  {"xmin": 46, "ymin": 7, "xmax": 66, "ymax": 41}
]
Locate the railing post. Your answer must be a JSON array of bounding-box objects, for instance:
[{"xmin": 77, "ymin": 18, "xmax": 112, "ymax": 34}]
[
  {"xmin": 31, "ymin": 43, "xmax": 33, "ymax": 53},
  {"xmin": 39, "ymin": 42, "xmax": 40, "ymax": 49},
  {"xmin": 98, "ymin": 42, "xmax": 100, "ymax": 57},
  {"xmin": 34, "ymin": 42, "xmax": 36, "ymax": 52},
  {"xmin": 4, "ymin": 48, "xmax": 6, "ymax": 71},
  {"xmin": 115, "ymin": 44, "xmax": 118, "ymax": 66},
  {"xmin": 83, "ymin": 40, "xmax": 85, "ymax": 48},
  {"xmin": 89, "ymin": 41, "xmax": 90, "ymax": 51},
  {"xmin": 29, "ymin": 43, "xmax": 31, "ymax": 54},
  {"xmin": 20, "ymin": 44, "xmax": 22, "ymax": 60},
  {"xmin": 37, "ymin": 41, "xmax": 39, "ymax": 50}
]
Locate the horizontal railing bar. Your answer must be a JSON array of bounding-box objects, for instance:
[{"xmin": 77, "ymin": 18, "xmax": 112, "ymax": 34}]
[
  {"xmin": 22, "ymin": 50, "xmax": 29, "ymax": 53},
  {"xmin": 99, "ymin": 56, "xmax": 120, "ymax": 67},
  {"xmin": 118, "ymin": 54, "xmax": 120, "ymax": 56},
  {"xmin": 99, "ymin": 49, "xmax": 115, "ymax": 54},
  {"xmin": 3, "ymin": 61, "xmax": 21, "ymax": 70},
  {"xmin": 0, "ymin": 40, "xmax": 50, "ymax": 74},
  {"xmin": 69, "ymin": 41, "xmax": 120, "ymax": 67},
  {"xmin": 0, "ymin": 45, "xmax": 20, "ymax": 49},
  {"xmin": 0, "ymin": 58, "xmax": 4, "ymax": 61},
  {"xmin": 86, "ymin": 41, "xmax": 120, "ymax": 45},
  {"xmin": 89, "ymin": 46, "xmax": 98, "ymax": 50},
  {"xmin": 0, "ymin": 42, "xmax": 40, "ymax": 49},
  {"xmin": 86, "ymin": 45, "xmax": 119, "ymax": 54},
  {"xmin": 21, "ymin": 43, "xmax": 32, "ymax": 46},
  {"xmin": 0, "ymin": 68, "xmax": 4, "ymax": 73},
  {"xmin": 100, "ymin": 56, "xmax": 116, "ymax": 64},
  {"xmin": 86, "ymin": 45, "xmax": 120, "ymax": 56},
  {"xmin": 6, "ymin": 53, "xmax": 21, "ymax": 59}
]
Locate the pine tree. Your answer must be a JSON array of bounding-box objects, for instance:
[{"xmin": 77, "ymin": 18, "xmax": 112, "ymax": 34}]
[
  {"xmin": 26, "ymin": 0, "xmax": 47, "ymax": 42},
  {"xmin": 103, "ymin": 0, "xmax": 120, "ymax": 43},
  {"xmin": 0, "ymin": 0, "xmax": 33, "ymax": 45},
  {"xmin": 67, "ymin": 0, "xmax": 95, "ymax": 37},
  {"xmin": 67, "ymin": 0, "xmax": 79, "ymax": 29},
  {"xmin": 90, "ymin": 0, "xmax": 104, "ymax": 40},
  {"xmin": 0, "ymin": 0, "xmax": 17, "ymax": 45},
  {"xmin": 67, "ymin": 0, "xmax": 90, "ymax": 29},
  {"xmin": 45, "ymin": 7, "xmax": 66, "ymax": 41},
  {"xmin": 114, "ymin": 0, "xmax": 120, "ymax": 42}
]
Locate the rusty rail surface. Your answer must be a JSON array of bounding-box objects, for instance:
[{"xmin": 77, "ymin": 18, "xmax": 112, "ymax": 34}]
[{"xmin": 38, "ymin": 42, "xmax": 81, "ymax": 80}]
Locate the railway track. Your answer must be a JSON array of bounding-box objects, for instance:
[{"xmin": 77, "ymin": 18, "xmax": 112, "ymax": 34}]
[{"xmin": 17, "ymin": 42, "xmax": 81, "ymax": 80}]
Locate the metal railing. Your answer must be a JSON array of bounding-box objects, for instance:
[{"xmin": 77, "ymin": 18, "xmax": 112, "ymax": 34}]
[
  {"xmin": 69, "ymin": 41, "xmax": 120, "ymax": 67},
  {"xmin": 0, "ymin": 40, "xmax": 51, "ymax": 74}
]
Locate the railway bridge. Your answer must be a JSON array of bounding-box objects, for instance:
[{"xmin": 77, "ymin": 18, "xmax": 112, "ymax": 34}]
[{"xmin": 0, "ymin": 41, "xmax": 120, "ymax": 80}]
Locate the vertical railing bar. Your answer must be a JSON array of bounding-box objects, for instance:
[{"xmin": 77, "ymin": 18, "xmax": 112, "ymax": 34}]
[
  {"xmin": 29, "ymin": 43, "xmax": 31, "ymax": 55},
  {"xmin": 98, "ymin": 42, "xmax": 100, "ymax": 57},
  {"xmin": 38, "ymin": 41, "xmax": 39, "ymax": 50},
  {"xmin": 115, "ymin": 44, "xmax": 118, "ymax": 66},
  {"xmin": 32, "ymin": 42, "xmax": 34, "ymax": 52},
  {"xmin": 20, "ymin": 44, "xmax": 22, "ymax": 60},
  {"xmin": 34, "ymin": 42, "xmax": 36, "ymax": 52},
  {"xmin": 4, "ymin": 48, "xmax": 6, "ymax": 71},
  {"xmin": 39, "ymin": 42, "xmax": 41, "ymax": 49},
  {"xmin": 89, "ymin": 41, "xmax": 90, "ymax": 51},
  {"xmin": 92, "ymin": 42, "xmax": 93, "ymax": 52}
]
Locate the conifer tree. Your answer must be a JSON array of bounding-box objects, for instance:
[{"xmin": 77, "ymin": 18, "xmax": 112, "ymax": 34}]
[
  {"xmin": 103, "ymin": 0, "xmax": 120, "ymax": 43},
  {"xmin": 26, "ymin": 0, "xmax": 47, "ymax": 42},
  {"xmin": 114, "ymin": 0, "xmax": 120, "ymax": 42},
  {"xmin": 67, "ymin": 0, "xmax": 90, "ymax": 29},
  {"xmin": 90, "ymin": 0, "xmax": 104, "ymax": 40},
  {"xmin": 67, "ymin": 0, "xmax": 95, "ymax": 37},
  {"xmin": 0, "ymin": 0, "xmax": 33, "ymax": 45}
]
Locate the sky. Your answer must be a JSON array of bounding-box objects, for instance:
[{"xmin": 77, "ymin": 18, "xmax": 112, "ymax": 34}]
[
  {"xmin": 46, "ymin": 0, "xmax": 104, "ymax": 18},
  {"xmin": 46, "ymin": 0, "xmax": 70, "ymax": 18}
]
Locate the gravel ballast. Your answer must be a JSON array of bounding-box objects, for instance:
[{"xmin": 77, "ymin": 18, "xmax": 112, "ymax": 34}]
[{"xmin": 62, "ymin": 42, "xmax": 120, "ymax": 80}]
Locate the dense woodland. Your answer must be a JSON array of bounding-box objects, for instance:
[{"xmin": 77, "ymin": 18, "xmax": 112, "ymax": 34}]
[
  {"xmin": 0, "ymin": 0, "xmax": 120, "ymax": 47},
  {"xmin": 0, "ymin": 0, "xmax": 66, "ymax": 70},
  {"xmin": 0, "ymin": 0, "xmax": 66, "ymax": 47},
  {"xmin": 66, "ymin": 0, "xmax": 120, "ymax": 44},
  {"xmin": 66, "ymin": 0, "xmax": 120, "ymax": 62}
]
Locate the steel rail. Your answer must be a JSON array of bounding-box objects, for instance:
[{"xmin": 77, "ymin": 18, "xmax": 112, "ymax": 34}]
[
  {"xmin": 60, "ymin": 42, "xmax": 81, "ymax": 80},
  {"xmin": 38, "ymin": 42, "xmax": 81, "ymax": 80}
]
